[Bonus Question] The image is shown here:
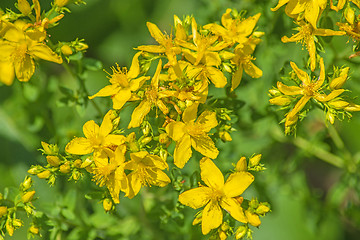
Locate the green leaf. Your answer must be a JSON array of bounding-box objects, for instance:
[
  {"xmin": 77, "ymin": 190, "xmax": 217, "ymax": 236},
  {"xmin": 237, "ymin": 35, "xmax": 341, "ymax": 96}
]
[{"xmin": 83, "ymin": 58, "xmax": 103, "ymax": 71}]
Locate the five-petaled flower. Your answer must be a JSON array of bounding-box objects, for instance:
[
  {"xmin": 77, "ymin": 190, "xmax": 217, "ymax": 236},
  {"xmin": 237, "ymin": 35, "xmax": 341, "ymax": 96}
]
[
  {"xmin": 65, "ymin": 110, "xmax": 126, "ymax": 158},
  {"xmin": 89, "ymin": 52, "xmax": 150, "ymax": 109},
  {"xmin": 166, "ymin": 103, "xmax": 219, "ymax": 168},
  {"xmin": 179, "ymin": 157, "xmax": 254, "ymax": 235}
]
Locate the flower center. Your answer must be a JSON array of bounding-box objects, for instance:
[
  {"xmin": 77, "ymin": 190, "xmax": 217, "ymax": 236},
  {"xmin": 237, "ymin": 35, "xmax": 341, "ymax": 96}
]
[
  {"xmin": 12, "ymin": 42, "xmax": 28, "ymax": 62},
  {"xmin": 93, "ymin": 163, "xmax": 117, "ymax": 187}
]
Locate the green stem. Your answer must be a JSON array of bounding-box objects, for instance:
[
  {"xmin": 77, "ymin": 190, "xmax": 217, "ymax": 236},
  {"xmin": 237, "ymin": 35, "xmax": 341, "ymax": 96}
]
[
  {"xmin": 327, "ymin": 123, "xmax": 356, "ymax": 172},
  {"xmin": 271, "ymin": 125, "xmax": 345, "ymax": 168},
  {"xmin": 62, "ymin": 61, "xmax": 103, "ymax": 117}
]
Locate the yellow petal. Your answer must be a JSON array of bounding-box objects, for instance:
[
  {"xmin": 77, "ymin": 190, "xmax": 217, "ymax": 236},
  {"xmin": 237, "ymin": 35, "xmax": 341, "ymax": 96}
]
[
  {"xmin": 145, "ymin": 154, "xmax": 168, "ymax": 170},
  {"xmin": 231, "ymin": 66, "xmax": 243, "ymax": 91},
  {"xmin": 290, "ymin": 61, "xmax": 311, "ymax": 85},
  {"xmin": 206, "ymin": 67, "xmax": 227, "ymax": 88},
  {"xmin": 221, "ymin": 9, "xmax": 233, "ymax": 29},
  {"xmin": 137, "ymin": 45, "xmax": 165, "ymax": 53},
  {"xmin": 146, "ymin": 22, "xmax": 165, "ymax": 45},
  {"xmin": 127, "ymin": 52, "xmax": 142, "ymax": 79},
  {"xmin": 271, "ymin": 0, "xmax": 290, "ymax": 11},
  {"xmin": 174, "ymin": 134, "xmax": 192, "ymax": 168},
  {"xmin": 129, "ymin": 76, "xmax": 149, "ymax": 92},
  {"xmin": 99, "ymin": 111, "xmax": 114, "ymax": 137},
  {"xmin": 14, "ymin": 54, "xmax": 35, "ymax": 82},
  {"xmin": 223, "ymin": 172, "xmax": 254, "ymax": 197},
  {"xmin": 202, "ymin": 201, "xmax": 223, "ymax": 235},
  {"xmin": 0, "ymin": 61, "xmax": 15, "ymax": 85},
  {"xmin": 89, "ymin": 84, "xmax": 119, "ymax": 99},
  {"xmin": 287, "ymin": 95, "xmax": 311, "ymax": 118},
  {"xmin": 196, "ymin": 111, "xmax": 218, "ymax": 132},
  {"xmin": 220, "ymin": 197, "xmax": 247, "ymax": 223},
  {"xmin": 200, "ymin": 157, "xmax": 224, "ymax": 189},
  {"xmin": 30, "ymin": 43, "xmax": 62, "ymax": 64},
  {"xmin": 112, "ymin": 89, "xmax": 132, "ymax": 109},
  {"xmin": 245, "ymin": 210, "xmax": 261, "ymax": 227},
  {"xmin": 127, "ymin": 172, "xmax": 142, "ymax": 199},
  {"xmin": 65, "ymin": 137, "xmax": 93, "ymax": 155},
  {"xmin": 178, "ymin": 186, "xmax": 212, "ymax": 209},
  {"xmin": 151, "ymin": 168, "xmax": 170, "ymax": 187},
  {"xmin": 277, "ymin": 82, "xmax": 303, "ymax": 95},
  {"xmin": 191, "ymin": 134, "xmax": 219, "ymax": 159},
  {"xmin": 315, "ymin": 89, "xmax": 345, "ymax": 102},
  {"xmin": 104, "ymin": 134, "xmax": 126, "ymax": 146},
  {"xmin": 166, "ymin": 121, "xmax": 186, "ymax": 141},
  {"xmin": 83, "ymin": 120, "xmax": 100, "ymax": 139},
  {"xmin": 128, "ymin": 100, "xmax": 152, "ymax": 129},
  {"xmin": 304, "ymin": 0, "xmax": 319, "ymax": 28},
  {"xmin": 244, "ymin": 61, "xmax": 262, "ymax": 78},
  {"xmin": 182, "ymin": 102, "xmax": 199, "ymax": 123}
]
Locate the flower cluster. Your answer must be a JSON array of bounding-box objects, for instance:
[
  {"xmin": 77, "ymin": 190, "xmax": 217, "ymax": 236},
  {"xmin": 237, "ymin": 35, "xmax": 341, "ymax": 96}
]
[
  {"xmin": 25, "ymin": 9, "xmax": 270, "ymax": 239},
  {"xmin": 270, "ymin": 0, "xmax": 360, "ymax": 134},
  {"xmin": 0, "ymin": 0, "xmax": 86, "ymax": 85}
]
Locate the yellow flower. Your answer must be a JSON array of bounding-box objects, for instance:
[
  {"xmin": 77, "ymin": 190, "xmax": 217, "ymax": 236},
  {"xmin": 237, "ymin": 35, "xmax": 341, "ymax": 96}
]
[
  {"xmin": 137, "ymin": 21, "xmax": 182, "ymax": 78},
  {"xmin": 179, "ymin": 157, "xmax": 254, "ymax": 235},
  {"xmin": 92, "ymin": 145, "xmax": 128, "ymax": 203},
  {"xmin": 128, "ymin": 59, "xmax": 174, "ymax": 128},
  {"xmin": 166, "ymin": 103, "xmax": 219, "ymax": 168},
  {"xmin": 0, "ymin": 21, "xmax": 62, "ymax": 85},
  {"xmin": 65, "ymin": 110, "xmax": 126, "ymax": 157},
  {"xmin": 271, "ymin": 0, "xmax": 328, "ymax": 28},
  {"xmin": 272, "ymin": 58, "xmax": 345, "ymax": 127},
  {"xmin": 89, "ymin": 52, "xmax": 150, "ymax": 109},
  {"xmin": 204, "ymin": 9, "xmax": 261, "ymax": 46},
  {"xmin": 230, "ymin": 37, "xmax": 263, "ymax": 91},
  {"xmin": 125, "ymin": 151, "xmax": 170, "ymax": 199},
  {"xmin": 281, "ymin": 21, "xmax": 345, "ymax": 71}
]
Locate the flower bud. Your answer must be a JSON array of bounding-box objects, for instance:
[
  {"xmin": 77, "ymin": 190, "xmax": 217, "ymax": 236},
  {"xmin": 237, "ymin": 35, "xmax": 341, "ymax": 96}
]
[
  {"xmin": 17, "ymin": 0, "xmax": 31, "ymax": 16},
  {"xmin": 55, "ymin": 0, "xmax": 69, "ymax": 7},
  {"xmin": 74, "ymin": 41, "xmax": 88, "ymax": 52},
  {"xmin": 28, "ymin": 166, "xmax": 43, "ymax": 175},
  {"xmin": 80, "ymin": 158, "xmax": 93, "ymax": 168},
  {"xmin": 219, "ymin": 131, "xmax": 232, "ymax": 142},
  {"xmin": 328, "ymin": 100, "xmax": 349, "ymax": 109},
  {"xmin": 41, "ymin": 142, "xmax": 59, "ymax": 155},
  {"xmin": 73, "ymin": 159, "xmax": 82, "ymax": 168},
  {"xmin": 255, "ymin": 203, "xmax": 271, "ymax": 215},
  {"xmin": 159, "ymin": 133, "xmax": 169, "ymax": 144},
  {"xmin": 21, "ymin": 176, "xmax": 33, "ymax": 191},
  {"xmin": 29, "ymin": 225, "xmax": 39, "ymax": 235},
  {"xmin": 235, "ymin": 225, "xmax": 247, "ymax": 239},
  {"xmin": 61, "ymin": 45, "xmax": 73, "ymax": 56},
  {"xmin": 6, "ymin": 220, "xmax": 14, "ymax": 236},
  {"xmin": 12, "ymin": 218, "xmax": 23, "ymax": 228},
  {"xmin": 329, "ymin": 67, "xmax": 348, "ymax": 89},
  {"xmin": 60, "ymin": 162, "xmax": 71, "ymax": 174},
  {"xmin": 103, "ymin": 198, "xmax": 113, "ymax": 212},
  {"xmin": 269, "ymin": 96, "xmax": 291, "ymax": 106},
  {"xmin": 249, "ymin": 154, "xmax": 262, "ymax": 167},
  {"xmin": 142, "ymin": 122, "xmax": 151, "ymax": 136},
  {"xmin": 220, "ymin": 222, "xmax": 229, "ymax": 232},
  {"xmin": 326, "ymin": 111, "xmax": 335, "ymax": 124},
  {"xmin": 0, "ymin": 206, "xmax": 7, "ymax": 217},
  {"xmin": 46, "ymin": 155, "xmax": 61, "ymax": 167},
  {"xmin": 21, "ymin": 190, "xmax": 35, "ymax": 203},
  {"xmin": 345, "ymin": 6, "xmax": 355, "ymax": 25},
  {"xmin": 37, "ymin": 170, "xmax": 51, "ymax": 179},
  {"xmin": 268, "ymin": 88, "xmax": 280, "ymax": 96},
  {"xmin": 344, "ymin": 103, "xmax": 360, "ymax": 111},
  {"xmin": 72, "ymin": 170, "xmax": 81, "ymax": 181},
  {"xmin": 235, "ymin": 157, "xmax": 247, "ymax": 172},
  {"xmin": 245, "ymin": 210, "xmax": 261, "ymax": 227},
  {"xmin": 141, "ymin": 136, "xmax": 152, "ymax": 145},
  {"xmin": 159, "ymin": 149, "xmax": 168, "ymax": 162}
]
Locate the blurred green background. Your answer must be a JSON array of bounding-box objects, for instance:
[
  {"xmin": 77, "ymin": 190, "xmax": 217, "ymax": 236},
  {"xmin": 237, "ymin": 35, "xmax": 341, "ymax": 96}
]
[{"xmin": 1, "ymin": 0, "xmax": 360, "ymax": 239}]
